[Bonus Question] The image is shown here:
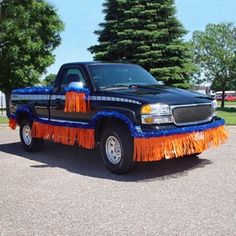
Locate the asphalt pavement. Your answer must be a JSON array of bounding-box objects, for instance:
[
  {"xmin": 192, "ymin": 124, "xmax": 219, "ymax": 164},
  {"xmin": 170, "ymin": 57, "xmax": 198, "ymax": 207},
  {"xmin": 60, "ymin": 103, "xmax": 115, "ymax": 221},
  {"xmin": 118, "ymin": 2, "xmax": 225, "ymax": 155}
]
[{"xmin": 0, "ymin": 127, "xmax": 235, "ymax": 236}]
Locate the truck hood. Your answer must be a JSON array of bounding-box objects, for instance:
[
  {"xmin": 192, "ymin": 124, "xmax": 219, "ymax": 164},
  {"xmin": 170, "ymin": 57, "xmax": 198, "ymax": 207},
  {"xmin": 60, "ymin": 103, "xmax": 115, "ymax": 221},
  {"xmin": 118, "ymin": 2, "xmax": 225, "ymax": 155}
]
[{"xmin": 102, "ymin": 85, "xmax": 213, "ymax": 105}]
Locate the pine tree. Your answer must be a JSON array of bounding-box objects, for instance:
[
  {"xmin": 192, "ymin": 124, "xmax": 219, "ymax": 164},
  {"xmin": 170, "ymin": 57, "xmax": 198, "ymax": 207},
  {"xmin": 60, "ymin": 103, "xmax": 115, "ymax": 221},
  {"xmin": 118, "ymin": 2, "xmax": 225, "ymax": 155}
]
[{"xmin": 88, "ymin": 0, "xmax": 195, "ymax": 88}]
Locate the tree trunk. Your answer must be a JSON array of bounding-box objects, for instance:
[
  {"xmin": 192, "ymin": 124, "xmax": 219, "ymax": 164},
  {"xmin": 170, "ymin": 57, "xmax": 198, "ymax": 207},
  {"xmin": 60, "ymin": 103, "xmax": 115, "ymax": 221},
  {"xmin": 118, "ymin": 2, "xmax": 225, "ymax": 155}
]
[
  {"xmin": 5, "ymin": 92, "xmax": 11, "ymax": 118},
  {"xmin": 221, "ymin": 89, "xmax": 225, "ymax": 108}
]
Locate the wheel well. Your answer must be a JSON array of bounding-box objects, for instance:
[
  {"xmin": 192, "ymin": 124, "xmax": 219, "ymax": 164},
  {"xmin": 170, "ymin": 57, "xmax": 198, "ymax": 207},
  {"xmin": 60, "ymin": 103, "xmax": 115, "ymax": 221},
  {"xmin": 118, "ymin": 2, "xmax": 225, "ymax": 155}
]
[
  {"xmin": 95, "ymin": 117, "xmax": 131, "ymax": 143},
  {"xmin": 16, "ymin": 112, "xmax": 31, "ymax": 126}
]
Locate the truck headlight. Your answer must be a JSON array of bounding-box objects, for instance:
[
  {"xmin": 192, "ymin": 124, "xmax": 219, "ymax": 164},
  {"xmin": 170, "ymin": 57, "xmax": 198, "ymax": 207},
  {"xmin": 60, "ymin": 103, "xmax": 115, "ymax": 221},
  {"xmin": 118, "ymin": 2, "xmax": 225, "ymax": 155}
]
[
  {"xmin": 141, "ymin": 104, "xmax": 172, "ymax": 124},
  {"xmin": 141, "ymin": 104, "xmax": 171, "ymax": 115}
]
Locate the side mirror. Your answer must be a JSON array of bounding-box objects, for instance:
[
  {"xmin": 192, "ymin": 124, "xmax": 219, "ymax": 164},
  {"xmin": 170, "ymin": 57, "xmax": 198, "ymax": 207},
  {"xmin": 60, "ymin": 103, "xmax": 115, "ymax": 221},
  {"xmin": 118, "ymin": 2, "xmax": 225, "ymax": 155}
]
[
  {"xmin": 158, "ymin": 81, "xmax": 165, "ymax": 86},
  {"xmin": 68, "ymin": 81, "xmax": 84, "ymax": 90}
]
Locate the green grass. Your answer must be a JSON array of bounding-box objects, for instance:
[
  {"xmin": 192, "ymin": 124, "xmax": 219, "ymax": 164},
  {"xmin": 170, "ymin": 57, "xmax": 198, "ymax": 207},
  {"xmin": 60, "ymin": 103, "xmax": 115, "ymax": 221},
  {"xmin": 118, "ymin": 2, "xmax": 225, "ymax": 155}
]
[
  {"xmin": 217, "ymin": 107, "xmax": 236, "ymax": 125},
  {"xmin": 0, "ymin": 116, "xmax": 8, "ymax": 124},
  {"xmin": 217, "ymin": 101, "xmax": 236, "ymax": 106}
]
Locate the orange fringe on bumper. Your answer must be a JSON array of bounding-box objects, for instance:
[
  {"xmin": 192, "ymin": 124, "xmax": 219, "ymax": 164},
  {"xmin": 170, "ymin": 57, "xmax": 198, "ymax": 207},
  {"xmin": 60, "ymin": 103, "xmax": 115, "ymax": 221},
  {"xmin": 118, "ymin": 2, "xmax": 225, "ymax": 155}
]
[
  {"xmin": 64, "ymin": 91, "xmax": 90, "ymax": 113},
  {"xmin": 9, "ymin": 119, "xmax": 17, "ymax": 130},
  {"xmin": 134, "ymin": 126, "xmax": 228, "ymax": 162},
  {"xmin": 32, "ymin": 122, "xmax": 95, "ymax": 149}
]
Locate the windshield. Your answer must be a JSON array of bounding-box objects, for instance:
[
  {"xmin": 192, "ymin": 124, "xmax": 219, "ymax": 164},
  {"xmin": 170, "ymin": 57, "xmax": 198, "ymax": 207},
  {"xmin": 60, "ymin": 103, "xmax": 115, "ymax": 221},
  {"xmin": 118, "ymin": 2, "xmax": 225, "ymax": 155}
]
[{"xmin": 88, "ymin": 64, "xmax": 160, "ymax": 89}]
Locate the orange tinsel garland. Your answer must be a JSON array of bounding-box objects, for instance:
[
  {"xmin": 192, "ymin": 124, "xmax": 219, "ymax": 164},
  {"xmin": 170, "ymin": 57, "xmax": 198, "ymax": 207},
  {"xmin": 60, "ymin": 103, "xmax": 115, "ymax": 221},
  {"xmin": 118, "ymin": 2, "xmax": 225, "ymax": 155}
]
[
  {"xmin": 64, "ymin": 91, "xmax": 90, "ymax": 113},
  {"xmin": 9, "ymin": 119, "xmax": 17, "ymax": 130},
  {"xmin": 32, "ymin": 122, "xmax": 95, "ymax": 149},
  {"xmin": 133, "ymin": 125, "xmax": 228, "ymax": 162}
]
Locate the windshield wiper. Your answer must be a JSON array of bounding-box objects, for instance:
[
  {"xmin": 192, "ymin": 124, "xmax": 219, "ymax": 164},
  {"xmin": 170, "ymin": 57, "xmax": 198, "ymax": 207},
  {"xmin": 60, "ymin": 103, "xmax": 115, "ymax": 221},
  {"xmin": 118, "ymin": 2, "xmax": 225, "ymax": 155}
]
[
  {"xmin": 102, "ymin": 83, "xmax": 162, "ymax": 91},
  {"xmin": 102, "ymin": 84, "xmax": 129, "ymax": 90},
  {"xmin": 128, "ymin": 84, "xmax": 158, "ymax": 89}
]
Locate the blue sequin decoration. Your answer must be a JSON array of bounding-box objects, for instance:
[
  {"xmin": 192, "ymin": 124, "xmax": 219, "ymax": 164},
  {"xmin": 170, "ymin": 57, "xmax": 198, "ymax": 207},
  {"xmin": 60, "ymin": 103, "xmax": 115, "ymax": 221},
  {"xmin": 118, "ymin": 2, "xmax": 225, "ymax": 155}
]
[
  {"xmin": 12, "ymin": 86, "xmax": 53, "ymax": 95},
  {"xmin": 134, "ymin": 119, "xmax": 225, "ymax": 138},
  {"xmin": 91, "ymin": 112, "xmax": 225, "ymax": 138},
  {"xmin": 35, "ymin": 119, "xmax": 92, "ymax": 129},
  {"xmin": 12, "ymin": 105, "xmax": 225, "ymax": 138},
  {"xmin": 65, "ymin": 87, "xmax": 90, "ymax": 97},
  {"xmin": 91, "ymin": 111, "xmax": 137, "ymax": 133},
  {"xmin": 10, "ymin": 105, "xmax": 34, "ymax": 120}
]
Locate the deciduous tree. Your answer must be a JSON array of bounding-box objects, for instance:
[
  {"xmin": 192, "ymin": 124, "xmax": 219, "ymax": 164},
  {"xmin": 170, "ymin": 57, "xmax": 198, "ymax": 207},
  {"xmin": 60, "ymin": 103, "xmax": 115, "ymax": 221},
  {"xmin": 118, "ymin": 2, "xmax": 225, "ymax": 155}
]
[
  {"xmin": 0, "ymin": 0, "xmax": 64, "ymax": 116},
  {"xmin": 192, "ymin": 23, "xmax": 236, "ymax": 107},
  {"xmin": 42, "ymin": 73, "xmax": 56, "ymax": 86}
]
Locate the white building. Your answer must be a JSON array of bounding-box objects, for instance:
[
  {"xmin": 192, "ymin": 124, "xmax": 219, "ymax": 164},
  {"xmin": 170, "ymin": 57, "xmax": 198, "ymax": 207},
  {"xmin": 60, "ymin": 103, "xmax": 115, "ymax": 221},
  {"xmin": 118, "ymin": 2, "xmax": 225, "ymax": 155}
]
[
  {"xmin": 215, "ymin": 91, "xmax": 236, "ymax": 96},
  {"xmin": 191, "ymin": 85, "xmax": 215, "ymax": 97},
  {"xmin": 0, "ymin": 91, "xmax": 6, "ymax": 109}
]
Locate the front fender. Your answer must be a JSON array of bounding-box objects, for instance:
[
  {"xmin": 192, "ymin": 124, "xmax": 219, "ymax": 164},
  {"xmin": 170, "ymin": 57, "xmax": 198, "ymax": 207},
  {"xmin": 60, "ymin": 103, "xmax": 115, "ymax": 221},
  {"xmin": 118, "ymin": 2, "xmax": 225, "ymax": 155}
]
[{"xmin": 91, "ymin": 111, "xmax": 137, "ymax": 136}]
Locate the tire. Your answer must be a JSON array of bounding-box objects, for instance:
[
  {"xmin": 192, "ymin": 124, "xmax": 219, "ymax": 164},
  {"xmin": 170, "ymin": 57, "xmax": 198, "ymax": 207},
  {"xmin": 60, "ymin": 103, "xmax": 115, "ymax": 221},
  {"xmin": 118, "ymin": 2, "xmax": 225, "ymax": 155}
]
[
  {"xmin": 100, "ymin": 123, "xmax": 136, "ymax": 174},
  {"xmin": 20, "ymin": 118, "xmax": 44, "ymax": 152},
  {"xmin": 185, "ymin": 153, "xmax": 201, "ymax": 159}
]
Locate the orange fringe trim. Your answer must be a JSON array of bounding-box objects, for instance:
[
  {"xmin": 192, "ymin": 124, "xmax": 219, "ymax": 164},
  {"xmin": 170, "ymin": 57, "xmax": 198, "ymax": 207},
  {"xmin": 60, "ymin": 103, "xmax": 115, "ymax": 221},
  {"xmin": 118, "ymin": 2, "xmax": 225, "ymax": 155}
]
[
  {"xmin": 64, "ymin": 91, "xmax": 90, "ymax": 113},
  {"xmin": 32, "ymin": 122, "xmax": 95, "ymax": 149},
  {"xmin": 9, "ymin": 119, "xmax": 17, "ymax": 130},
  {"xmin": 134, "ymin": 126, "xmax": 228, "ymax": 162}
]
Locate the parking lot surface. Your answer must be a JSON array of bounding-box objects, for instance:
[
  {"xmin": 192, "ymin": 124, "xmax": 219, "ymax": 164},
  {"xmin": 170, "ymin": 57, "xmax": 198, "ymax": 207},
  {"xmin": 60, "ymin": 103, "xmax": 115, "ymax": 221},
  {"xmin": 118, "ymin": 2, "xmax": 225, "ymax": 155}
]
[{"xmin": 0, "ymin": 127, "xmax": 235, "ymax": 235}]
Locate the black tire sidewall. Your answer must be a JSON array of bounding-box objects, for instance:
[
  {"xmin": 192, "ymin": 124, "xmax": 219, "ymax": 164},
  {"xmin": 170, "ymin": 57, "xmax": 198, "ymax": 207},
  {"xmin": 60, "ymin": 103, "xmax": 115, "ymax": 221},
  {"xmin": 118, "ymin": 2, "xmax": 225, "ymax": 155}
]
[{"xmin": 100, "ymin": 124, "xmax": 135, "ymax": 174}]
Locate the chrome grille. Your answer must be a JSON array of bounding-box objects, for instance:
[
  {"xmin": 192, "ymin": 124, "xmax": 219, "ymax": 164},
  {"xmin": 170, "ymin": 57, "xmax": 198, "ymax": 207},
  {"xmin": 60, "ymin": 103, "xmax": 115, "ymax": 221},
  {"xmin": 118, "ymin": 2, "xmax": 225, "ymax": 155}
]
[{"xmin": 172, "ymin": 104, "xmax": 213, "ymax": 125}]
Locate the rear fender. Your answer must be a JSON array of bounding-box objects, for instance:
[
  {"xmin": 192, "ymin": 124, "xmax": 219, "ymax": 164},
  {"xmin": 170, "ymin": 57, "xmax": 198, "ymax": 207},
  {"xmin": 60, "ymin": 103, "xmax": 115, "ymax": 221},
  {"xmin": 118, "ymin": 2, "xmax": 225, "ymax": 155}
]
[{"xmin": 14, "ymin": 105, "xmax": 36, "ymax": 125}]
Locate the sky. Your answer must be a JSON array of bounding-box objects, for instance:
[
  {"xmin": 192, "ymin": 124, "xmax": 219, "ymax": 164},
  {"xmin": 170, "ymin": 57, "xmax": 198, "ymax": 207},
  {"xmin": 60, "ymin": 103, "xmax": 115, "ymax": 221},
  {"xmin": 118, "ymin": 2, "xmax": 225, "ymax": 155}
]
[{"xmin": 46, "ymin": 0, "xmax": 236, "ymax": 76}]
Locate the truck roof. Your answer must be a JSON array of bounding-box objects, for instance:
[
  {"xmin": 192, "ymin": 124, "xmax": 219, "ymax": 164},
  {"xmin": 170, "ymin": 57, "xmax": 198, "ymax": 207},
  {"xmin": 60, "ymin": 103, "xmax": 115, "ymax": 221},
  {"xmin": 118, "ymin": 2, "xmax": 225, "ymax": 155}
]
[{"xmin": 61, "ymin": 61, "xmax": 136, "ymax": 67}]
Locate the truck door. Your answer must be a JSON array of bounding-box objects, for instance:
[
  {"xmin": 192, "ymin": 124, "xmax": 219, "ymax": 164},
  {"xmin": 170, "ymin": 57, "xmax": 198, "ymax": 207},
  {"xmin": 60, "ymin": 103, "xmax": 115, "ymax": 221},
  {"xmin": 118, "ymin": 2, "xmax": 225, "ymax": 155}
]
[{"xmin": 50, "ymin": 66, "xmax": 92, "ymax": 122}]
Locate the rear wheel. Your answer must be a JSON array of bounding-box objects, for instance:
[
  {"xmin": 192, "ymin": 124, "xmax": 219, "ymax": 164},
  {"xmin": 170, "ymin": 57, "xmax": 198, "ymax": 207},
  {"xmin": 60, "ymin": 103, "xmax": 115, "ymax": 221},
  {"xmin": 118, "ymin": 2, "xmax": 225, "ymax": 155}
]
[
  {"xmin": 100, "ymin": 123, "xmax": 136, "ymax": 174},
  {"xmin": 20, "ymin": 118, "xmax": 44, "ymax": 152}
]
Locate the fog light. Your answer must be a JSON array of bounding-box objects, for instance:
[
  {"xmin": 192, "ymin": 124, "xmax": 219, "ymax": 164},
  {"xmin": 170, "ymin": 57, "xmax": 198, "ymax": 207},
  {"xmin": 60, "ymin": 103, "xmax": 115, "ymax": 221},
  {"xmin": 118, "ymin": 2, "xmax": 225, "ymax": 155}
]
[
  {"xmin": 144, "ymin": 117, "xmax": 154, "ymax": 123},
  {"xmin": 141, "ymin": 115, "xmax": 173, "ymax": 124}
]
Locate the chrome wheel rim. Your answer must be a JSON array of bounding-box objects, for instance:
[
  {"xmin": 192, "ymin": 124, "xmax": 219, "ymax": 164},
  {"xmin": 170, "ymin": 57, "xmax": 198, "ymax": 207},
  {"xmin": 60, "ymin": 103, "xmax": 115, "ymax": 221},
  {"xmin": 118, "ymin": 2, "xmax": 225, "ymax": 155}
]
[
  {"xmin": 105, "ymin": 136, "xmax": 122, "ymax": 165},
  {"xmin": 22, "ymin": 125, "xmax": 32, "ymax": 146}
]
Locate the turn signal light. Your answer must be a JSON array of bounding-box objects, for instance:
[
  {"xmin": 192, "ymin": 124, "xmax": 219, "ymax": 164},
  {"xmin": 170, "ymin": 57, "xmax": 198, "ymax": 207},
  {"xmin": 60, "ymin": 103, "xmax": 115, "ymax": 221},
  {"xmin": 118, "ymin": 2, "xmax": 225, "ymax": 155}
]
[{"xmin": 141, "ymin": 104, "xmax": 152, "ymax": 114}]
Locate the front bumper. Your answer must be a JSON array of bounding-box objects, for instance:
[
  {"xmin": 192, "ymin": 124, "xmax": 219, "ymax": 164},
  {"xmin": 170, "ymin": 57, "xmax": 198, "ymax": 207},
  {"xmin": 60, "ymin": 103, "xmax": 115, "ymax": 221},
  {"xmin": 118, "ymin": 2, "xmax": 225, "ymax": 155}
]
[
  {"xmin": 133, "ymin": 118, "xmax": 228, "ymax": 162},
  {"xmin": 139, "ymin": 117, "xmax": 221, "ymax": 135}
]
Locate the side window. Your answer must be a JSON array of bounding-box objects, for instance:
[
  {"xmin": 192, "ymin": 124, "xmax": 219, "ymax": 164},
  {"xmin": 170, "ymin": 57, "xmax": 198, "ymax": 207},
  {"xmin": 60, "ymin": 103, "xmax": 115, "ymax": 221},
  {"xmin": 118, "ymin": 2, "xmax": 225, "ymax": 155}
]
[{"xmin": 59, "ymin": 68, "xmax": 86, "ymax": 93}]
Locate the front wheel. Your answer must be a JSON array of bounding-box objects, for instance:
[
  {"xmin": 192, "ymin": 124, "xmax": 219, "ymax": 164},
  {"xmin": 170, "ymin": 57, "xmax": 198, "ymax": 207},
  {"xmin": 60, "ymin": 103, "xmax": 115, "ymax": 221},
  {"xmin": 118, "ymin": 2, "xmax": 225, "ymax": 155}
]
[
  {"xmin": 100, "ymin": 124, "xmax": 136, "ymax": 174},
  {"xmin": 20, "ymin": 118, "xmax": 44, "ymax": 152}
]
